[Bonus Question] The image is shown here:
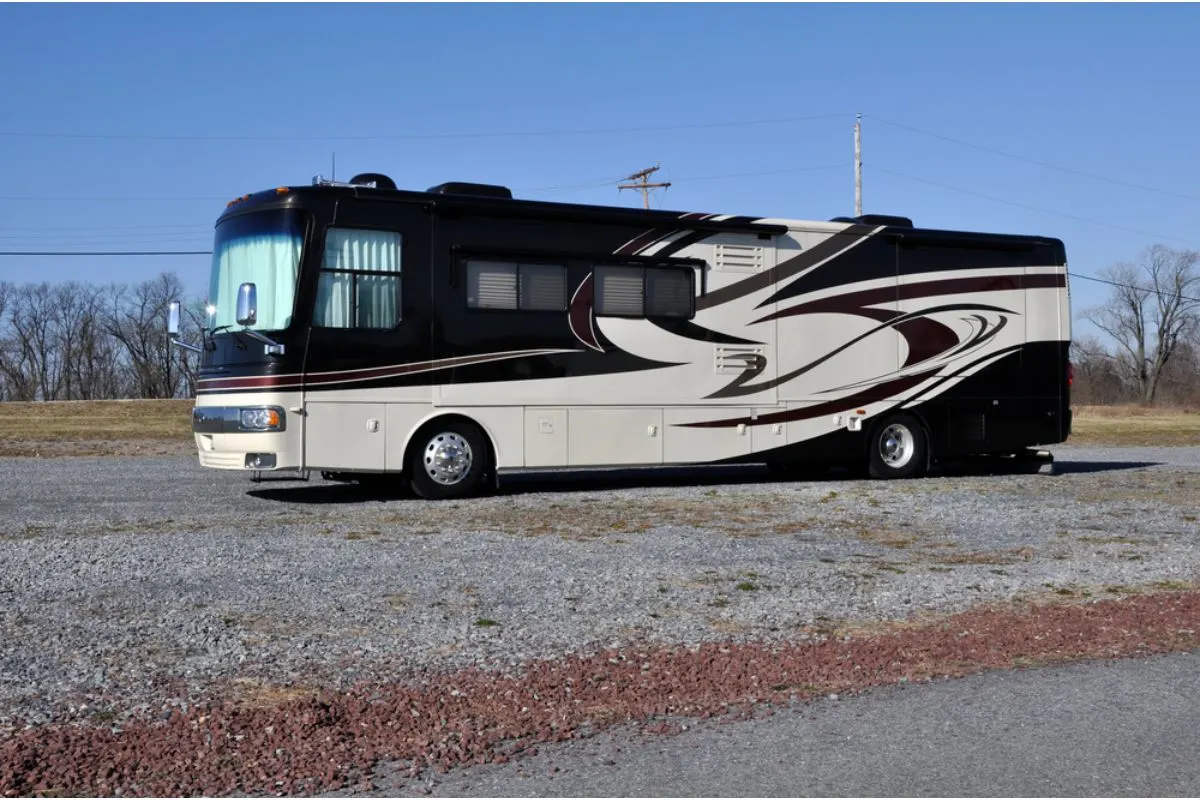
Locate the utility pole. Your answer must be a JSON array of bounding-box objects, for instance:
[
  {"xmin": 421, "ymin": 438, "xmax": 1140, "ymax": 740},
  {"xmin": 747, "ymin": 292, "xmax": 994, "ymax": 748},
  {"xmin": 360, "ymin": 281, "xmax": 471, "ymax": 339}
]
[
  {"xmin": 618, "ymin": 163, "xmax": 671, "ymax": 209},
  {"xmin": 854, "ymin": 113, "xmax": 862, "ymax": 217}
]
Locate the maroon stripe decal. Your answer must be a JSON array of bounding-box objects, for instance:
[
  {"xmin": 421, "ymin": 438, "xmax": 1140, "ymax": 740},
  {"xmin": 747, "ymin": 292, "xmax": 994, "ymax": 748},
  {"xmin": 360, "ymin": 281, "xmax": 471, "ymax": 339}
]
[
  {"xmin": 568, "ymin": 274, "xmax": 603, "ymax": 352},
  {"xmin": 896, "ymin": 318, "xmax": 960, "ymax": 367},
  {"xmin": 756, "ymin": 272, "xmax": 1057, "ymax": 325},
  {"xmin": 696, "ymin": 224, "xmax": 877, "ymax": 312},
  {"xmin": 679, "ymin": 369, "xmax": 940, "ymax": 429},
  {"xmin": 614, "ymin": 213, "xmax": 716, "ymax": 256},
  {"xmin": 197, "ymin": 374, "xmax": 301, "ymax": 391},
  {"xmin": 196, "ymin": 350, "xmax": 571, "ymax": 393},
  {"xmin": 617, "ymin": 228, "xmax": 672, "ymax": 256}
]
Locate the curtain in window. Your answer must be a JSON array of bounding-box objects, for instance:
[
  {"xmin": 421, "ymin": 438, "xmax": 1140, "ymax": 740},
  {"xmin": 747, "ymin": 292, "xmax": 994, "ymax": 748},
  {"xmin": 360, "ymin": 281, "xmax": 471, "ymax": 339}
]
[
  {"xmin": 315, "ymin": 229, "xmax": 403, "ymax": 328},
  {"xmin": 210, "ymin": 234, "xmax": 302, "ymax": 330}
]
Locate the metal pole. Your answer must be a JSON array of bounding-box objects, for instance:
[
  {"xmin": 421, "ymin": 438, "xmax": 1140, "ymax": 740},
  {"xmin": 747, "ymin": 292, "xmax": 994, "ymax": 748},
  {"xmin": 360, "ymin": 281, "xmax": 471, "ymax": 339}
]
[{"xmin": 854, "ymin": 114, "xmax": 862, "ymax": 217}]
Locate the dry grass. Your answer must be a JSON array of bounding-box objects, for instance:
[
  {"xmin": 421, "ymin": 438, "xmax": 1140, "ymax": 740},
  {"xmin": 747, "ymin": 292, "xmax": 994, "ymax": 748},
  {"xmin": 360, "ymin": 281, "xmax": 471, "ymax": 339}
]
[
  {"xmin": 1069, "ymin": 404, "xmax": 1200, "ymax": 446},
  {"xmin": 226, "ymin": 678, "xmax": 322, "ymax": 710},
  {"xmin": 0, "ymin": 399, "xmax": 193, "ymax": 457}
]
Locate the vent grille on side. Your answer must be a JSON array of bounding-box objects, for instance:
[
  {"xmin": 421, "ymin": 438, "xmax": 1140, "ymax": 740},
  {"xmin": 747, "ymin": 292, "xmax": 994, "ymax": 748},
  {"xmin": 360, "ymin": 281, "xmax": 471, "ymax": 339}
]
[
  {"xmin": 713, "ymin": 243, "xmax": 764, "ymax": 273},
  {"xmin": 714, "ymin": 345, "xmax": 765, "ymax": 375}
]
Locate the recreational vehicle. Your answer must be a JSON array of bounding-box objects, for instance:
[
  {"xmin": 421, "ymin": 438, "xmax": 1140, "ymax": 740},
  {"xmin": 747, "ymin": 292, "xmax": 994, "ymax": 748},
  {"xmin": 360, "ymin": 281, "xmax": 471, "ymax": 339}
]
[{"xmin": 170, "ymin": 173, "xmax": 1072, "ymax": 499}]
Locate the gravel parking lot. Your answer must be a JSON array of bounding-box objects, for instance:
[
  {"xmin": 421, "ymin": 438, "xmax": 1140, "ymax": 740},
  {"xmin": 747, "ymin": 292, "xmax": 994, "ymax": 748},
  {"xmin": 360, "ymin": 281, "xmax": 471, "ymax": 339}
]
[{"xmin": 1, "ymin": 445, "xmax": 1198, "ymax": 731}]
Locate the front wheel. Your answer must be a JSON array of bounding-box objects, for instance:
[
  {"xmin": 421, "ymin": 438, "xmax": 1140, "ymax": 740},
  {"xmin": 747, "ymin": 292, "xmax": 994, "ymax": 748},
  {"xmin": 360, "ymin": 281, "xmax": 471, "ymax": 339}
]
[
  {"xmin": 867, "ymin": 413, "xmax": 928, "ymax": 479},
  {"xmin": 409, "ymin": 421, "xmax": 490, "ymax": 500}
]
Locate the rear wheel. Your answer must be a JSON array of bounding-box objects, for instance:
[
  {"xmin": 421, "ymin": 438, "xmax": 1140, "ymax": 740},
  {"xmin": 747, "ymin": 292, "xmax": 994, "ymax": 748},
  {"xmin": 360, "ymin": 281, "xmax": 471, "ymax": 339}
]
[
  {"xmin": 408, "ymin": 421, "xmax": 490, "ymax": 500},
  {"xmin": 867, "ymin": 413, "xmax": 928, "ymax": 479}
]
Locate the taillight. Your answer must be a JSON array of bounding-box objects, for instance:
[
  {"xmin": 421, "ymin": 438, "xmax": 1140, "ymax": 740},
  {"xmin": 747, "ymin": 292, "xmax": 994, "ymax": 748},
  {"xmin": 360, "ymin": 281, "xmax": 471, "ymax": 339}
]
[{"xmin": 1067, "ymin": 362, "xmax": 1074, "ymax": 387}]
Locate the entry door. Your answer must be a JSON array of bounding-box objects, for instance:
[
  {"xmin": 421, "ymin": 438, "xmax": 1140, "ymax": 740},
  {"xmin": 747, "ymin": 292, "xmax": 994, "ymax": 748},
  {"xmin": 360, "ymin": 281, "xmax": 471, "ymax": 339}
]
[{"xmin": 301, "ymin": 200, "xmax": 432, "ymax": 471}]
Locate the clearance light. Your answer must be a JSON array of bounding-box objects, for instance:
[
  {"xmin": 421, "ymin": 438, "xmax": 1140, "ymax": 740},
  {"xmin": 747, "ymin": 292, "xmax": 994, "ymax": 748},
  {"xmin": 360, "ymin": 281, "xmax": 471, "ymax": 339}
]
[{"xmin": 275, "ymin": 187, "xmax": 289, "ymax": 194}]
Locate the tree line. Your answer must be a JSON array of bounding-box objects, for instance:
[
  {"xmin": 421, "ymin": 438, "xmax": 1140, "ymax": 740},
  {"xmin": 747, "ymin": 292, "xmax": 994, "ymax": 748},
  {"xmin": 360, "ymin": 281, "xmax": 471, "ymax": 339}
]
[
  {"xmin": 1072, "ymin": 244, "xmax": 1200, "ymax": 407},
  {"xmin": 0, "ymin": 272, "xmax": 203, "ymax": 401},
  {"xmin": 1, "ymin": 244, "xmax": 1198, "ymax": 405}
]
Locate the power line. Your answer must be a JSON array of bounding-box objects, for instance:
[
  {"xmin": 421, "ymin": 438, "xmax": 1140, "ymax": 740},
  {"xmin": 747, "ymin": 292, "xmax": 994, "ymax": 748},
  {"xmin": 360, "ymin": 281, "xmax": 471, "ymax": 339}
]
[
  {"xmin": 1071, "ymin": 272, "xmax": 1200, "ymax": 305},
  {"xmin": 867, "ymin": 163, "xmax": 1199, "ymax": 247},
  {"xmin": 671, "ymin": 163, "xmax": 848, "ymax": 183},
  {"xmin": 521, "ymin": 164, "xmax": 850, "ymax": 199},
  {"xmin": 2, "ymin": 242, "xmax": 1197, "ymax": 306},
  {"xmin": 0, "ymin": 161, "xmax": 851, "ymax": 206},
  {"xmin": 865, "ymin": 114, "xmax": 1200, "ymax": 204},
  {"xmin": 518, "ymin": 175, "xmax": 628, "ymax": 195},
  {"xmin": 0, "ymin": 196, "xmax": 226, "ymax": 203},
  {"xmin": 0, "ymin": 222, "xmax": 210, "ymax": 232},
  {"xmin": 0, "ymin": 113, "xmax": 849, "ymax": 143},
  {"xmin": 0, "ymin": 250, "xmax": 212, "ymax": 257},
  {"xmin": 0, "ymin": 231, "xmax": 211, "ymax": 243}
]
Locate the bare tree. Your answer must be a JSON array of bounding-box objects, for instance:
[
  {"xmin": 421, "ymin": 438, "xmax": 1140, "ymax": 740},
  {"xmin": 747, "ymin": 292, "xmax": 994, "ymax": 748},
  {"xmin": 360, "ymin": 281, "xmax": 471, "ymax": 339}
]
[
  {"xmin": 56, "ymin": 282, "xmax": 127, "ymax": 400},
  {"xmin": 103, "ymin": 273, "xmax": 191, "ymax": 399},
  {"xmin": 1156, "ymin": 339, "xmax": 1200, "ymax": 407},
  {"xmin": 176, "ymin": 297, "xmax": 209, "ymax": 398},
  {"xmin": 1070, "ymin": 334, "xmax": 1129, "ymax": 405},
  {"xmin": 0, "ymin": 281, "xmax": 10, "ymax": 400},
  {"xmin": 0, "ymin": 283, "xmax": 64, "ymax": 400},
  {"xmin": 1082, "ymin": 245, "xmax": 1200, "ymax": 405}
]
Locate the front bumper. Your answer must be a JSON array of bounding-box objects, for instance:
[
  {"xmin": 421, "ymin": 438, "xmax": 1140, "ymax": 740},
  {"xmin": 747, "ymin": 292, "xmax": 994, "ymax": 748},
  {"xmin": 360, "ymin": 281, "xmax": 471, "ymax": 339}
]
[{"xmin": 192, "ymin": 400, "xmax": 301, "ymax": 470}]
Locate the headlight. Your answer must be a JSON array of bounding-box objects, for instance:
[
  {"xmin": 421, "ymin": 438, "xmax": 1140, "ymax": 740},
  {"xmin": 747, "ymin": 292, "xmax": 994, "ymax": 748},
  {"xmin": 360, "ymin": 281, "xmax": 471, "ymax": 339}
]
[{"xmin": 239, "ymin": 407, "xmax": 283, "ymax": 431}]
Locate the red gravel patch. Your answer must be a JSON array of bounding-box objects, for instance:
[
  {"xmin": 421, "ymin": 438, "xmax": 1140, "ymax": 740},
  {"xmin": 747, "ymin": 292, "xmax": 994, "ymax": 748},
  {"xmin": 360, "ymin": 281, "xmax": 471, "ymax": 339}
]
[{"xmin": 4, "ymin": 589, "xmax": 1199, "ymax": 797}]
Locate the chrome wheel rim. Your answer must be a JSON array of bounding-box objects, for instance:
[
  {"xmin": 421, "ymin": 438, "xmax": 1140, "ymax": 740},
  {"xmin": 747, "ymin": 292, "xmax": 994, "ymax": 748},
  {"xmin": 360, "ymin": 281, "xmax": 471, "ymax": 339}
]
[
  {"xmin": 423, "ymin": 432, "xmax": 473, "ymax": 485},
  {"xmin": 879, "ymin": 424, "xmax": 915, "ymax": 469}
]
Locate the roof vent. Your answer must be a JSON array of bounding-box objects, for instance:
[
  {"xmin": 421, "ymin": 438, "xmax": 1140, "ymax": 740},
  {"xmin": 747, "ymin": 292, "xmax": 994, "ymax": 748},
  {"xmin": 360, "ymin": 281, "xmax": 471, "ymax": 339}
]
[
  {"xmin": 349, "ymin": 173, "xmax": 398, "ymax": 190},
  {"xmin": 426, "ymin": 181, "xmax": 513, "ymax": 199},
  {"xmin": 830, "ymin": 214, "xmax": 913, "ymax": 228}
]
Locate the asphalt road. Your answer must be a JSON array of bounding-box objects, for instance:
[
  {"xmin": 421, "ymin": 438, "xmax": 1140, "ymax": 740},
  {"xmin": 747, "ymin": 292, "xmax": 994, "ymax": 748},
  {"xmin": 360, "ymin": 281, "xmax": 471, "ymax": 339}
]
[{"xmin": 373, "ymin": 651, "xmax": 1200, "ymax": 797}]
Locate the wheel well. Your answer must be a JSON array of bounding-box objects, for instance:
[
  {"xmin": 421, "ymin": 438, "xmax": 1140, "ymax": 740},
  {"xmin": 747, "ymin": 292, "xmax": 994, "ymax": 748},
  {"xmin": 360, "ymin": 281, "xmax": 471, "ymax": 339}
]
[{"xmin": 402, "ymin": 414, "xmax": 497, "ymax": 478}]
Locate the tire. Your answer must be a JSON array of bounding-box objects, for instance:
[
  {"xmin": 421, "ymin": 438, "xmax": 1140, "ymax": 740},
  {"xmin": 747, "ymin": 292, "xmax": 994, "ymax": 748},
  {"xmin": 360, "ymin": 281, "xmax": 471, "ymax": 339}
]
[
  {"xmin": 867, "ymin": 412, "xmax": 928, "ymax": 480},
  {"xmin": 408, "ymin": 421, "xmax": 490, "ymax": 500}
]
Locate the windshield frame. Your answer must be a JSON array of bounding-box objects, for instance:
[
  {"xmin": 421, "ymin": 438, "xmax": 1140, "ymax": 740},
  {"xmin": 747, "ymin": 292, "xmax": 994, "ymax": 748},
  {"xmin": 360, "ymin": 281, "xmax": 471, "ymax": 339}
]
[{"xmin": 207, "ymin": 208, "xmax": 308, "ymax": 333}]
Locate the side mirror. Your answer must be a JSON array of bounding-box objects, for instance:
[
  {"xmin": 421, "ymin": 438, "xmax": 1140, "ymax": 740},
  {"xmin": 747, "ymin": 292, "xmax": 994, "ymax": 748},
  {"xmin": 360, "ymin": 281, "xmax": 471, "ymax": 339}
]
[
  {"xmin": 167, "ymin": 300, "xmax": 181, "ymax": 336},
  {"xmin": 236, "ymin": 282, "xmax": 258, "ymax": 327}
]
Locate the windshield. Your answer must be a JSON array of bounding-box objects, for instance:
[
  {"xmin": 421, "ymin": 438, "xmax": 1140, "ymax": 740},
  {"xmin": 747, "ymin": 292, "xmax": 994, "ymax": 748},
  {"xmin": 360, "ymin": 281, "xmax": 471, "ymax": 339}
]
[{"xmin": 207, "ymin": 209, "xmax": 305, "ymax": 331}]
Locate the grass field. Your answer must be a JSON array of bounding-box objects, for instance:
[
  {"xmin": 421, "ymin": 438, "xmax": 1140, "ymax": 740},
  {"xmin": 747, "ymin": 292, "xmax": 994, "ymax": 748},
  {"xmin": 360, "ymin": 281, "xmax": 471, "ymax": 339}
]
[
  {"xmin": 0, "ymin": 399, "xmax": 1196, "ymax": 456},
  {"xmin": 0, "ymin": 399, "xmax": 193, "ymax": 457},
  {"xmin": 1067, "ymin": 404, "xmax": 1200, "ymax": 447}
]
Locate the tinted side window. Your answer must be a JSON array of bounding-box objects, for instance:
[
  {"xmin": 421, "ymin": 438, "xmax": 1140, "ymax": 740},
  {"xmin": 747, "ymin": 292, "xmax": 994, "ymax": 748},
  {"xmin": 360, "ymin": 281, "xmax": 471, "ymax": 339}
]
[
  {"xmin": 595, "ymin": 265, "xmax": 694, "ymax": 319},
  {"xmin": 466, "ymin": 260, "xmax": 567, "ymax": 312}
]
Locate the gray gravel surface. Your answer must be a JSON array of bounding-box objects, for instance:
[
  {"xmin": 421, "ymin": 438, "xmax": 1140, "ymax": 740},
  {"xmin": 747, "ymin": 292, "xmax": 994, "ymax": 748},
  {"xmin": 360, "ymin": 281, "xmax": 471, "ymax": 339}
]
[
  {"xmin": 364, "ymin": 651, "xmax": 1200, "ymax": 797},
  {"xmin": 1, "ymin": 445, "xmax": 1197, "ymax": 728}
]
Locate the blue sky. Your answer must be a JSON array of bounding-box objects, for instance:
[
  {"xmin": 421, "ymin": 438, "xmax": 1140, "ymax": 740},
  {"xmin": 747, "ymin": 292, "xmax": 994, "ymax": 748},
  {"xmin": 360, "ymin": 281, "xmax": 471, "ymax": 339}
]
[{"xmin": 3, "ymin": 3, "xmax": 1199, "ymax": 344}]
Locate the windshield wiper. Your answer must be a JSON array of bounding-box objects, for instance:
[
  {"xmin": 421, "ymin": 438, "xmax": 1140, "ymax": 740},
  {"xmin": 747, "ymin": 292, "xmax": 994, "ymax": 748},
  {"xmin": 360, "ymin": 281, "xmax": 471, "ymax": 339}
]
[{"xmin": 206, "ymin": 325, "xmax": 249, "ymax": 351}]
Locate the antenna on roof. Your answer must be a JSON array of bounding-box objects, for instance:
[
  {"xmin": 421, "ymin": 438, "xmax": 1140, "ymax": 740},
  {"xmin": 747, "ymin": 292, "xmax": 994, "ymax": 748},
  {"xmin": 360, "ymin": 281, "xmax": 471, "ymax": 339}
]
[{"xmin": 618, "ymin": 163, "xmax": 671, "ymax": 209}]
